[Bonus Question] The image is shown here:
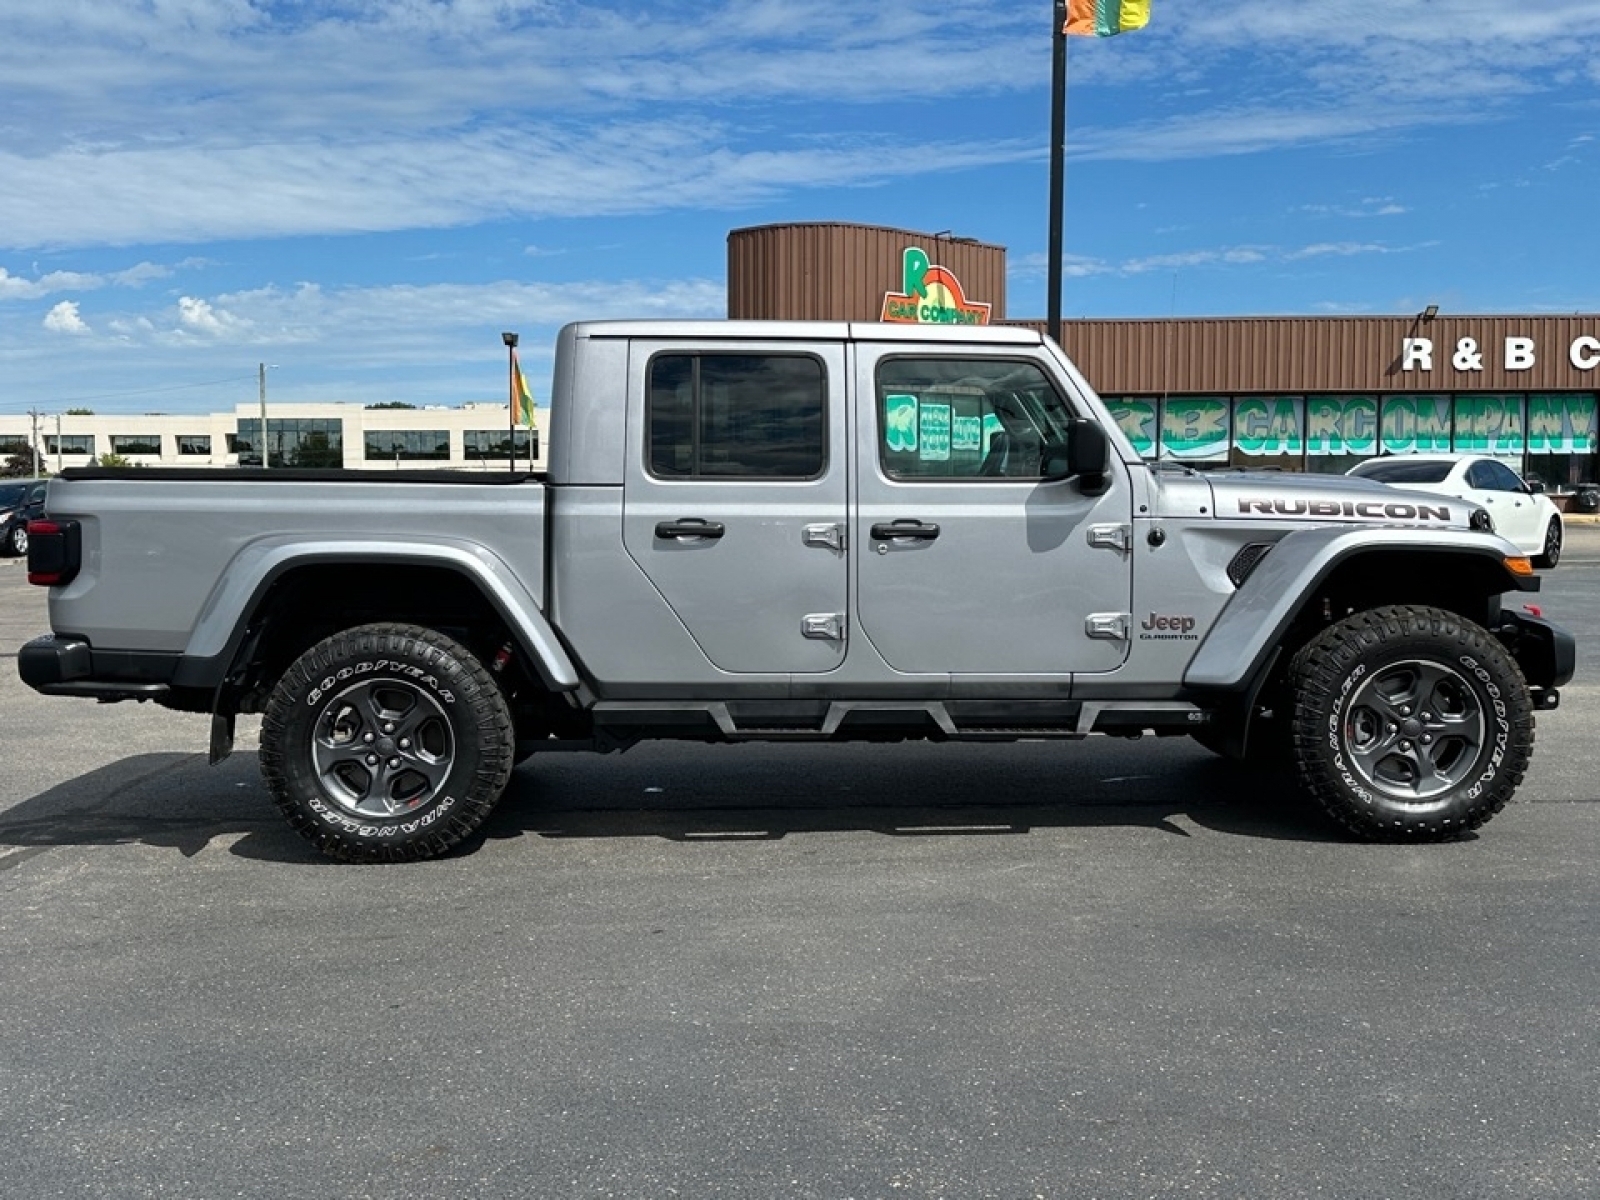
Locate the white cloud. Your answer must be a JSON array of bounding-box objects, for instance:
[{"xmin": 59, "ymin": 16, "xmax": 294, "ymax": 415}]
[
  {"xmin": 1010, "ymin": 239, "xmax": 1415, "ymax": 282},
  {"xmin": 43, "ymin": 301, "xmax": 90, "ymax": 335},
  {"xmin": 0, "ymin": 267, "xmax": 100, "ymax": 300},
  {"xmin": 0, "ymin": 126, "xmax": 1039, "ymax": 249},
  {"xmin": 177, "ymin": 295, "xmax": 250, "ymax": 336},
  {"xmin": 4, "ymin": 0, "xmax": 1593, "ymax": 247}
]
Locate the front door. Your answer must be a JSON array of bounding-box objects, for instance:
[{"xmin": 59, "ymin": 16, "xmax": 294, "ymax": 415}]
[
  {"xmin": 852, "ymin": 346, "xmax": 1133, "ymax": 677},
  {"xmin": 621, "ymin": 341, "xmax": 849, "ymax": 674}
]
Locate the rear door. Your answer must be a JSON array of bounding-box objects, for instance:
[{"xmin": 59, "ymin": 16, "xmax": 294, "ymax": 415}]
[{"xmin": 621, "ymin": 340, "xmax": 849, "ymax": 674}]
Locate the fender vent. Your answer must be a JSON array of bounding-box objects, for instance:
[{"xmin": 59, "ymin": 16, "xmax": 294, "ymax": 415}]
[{"xmin": 1227, "ymin": 542, "xmax": 1274, "ymax": 587}]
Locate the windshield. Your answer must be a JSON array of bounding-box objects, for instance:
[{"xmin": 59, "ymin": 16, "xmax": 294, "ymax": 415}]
[
  {"xmin": 1350, "ymin": 459, "xmax": 1454, "ymax": 484},
  {"xmin": 0, "ymin": 483, "xmax": 32, "ymax": 508}
]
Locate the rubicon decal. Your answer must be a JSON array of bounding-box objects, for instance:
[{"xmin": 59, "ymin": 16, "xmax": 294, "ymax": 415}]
[
  {"xmin": 881, "ymin": 247, "xmax": 992, "ymax": 326},
  {"xmin": 1236, "ymin": 497, "xmax": 1453, "ymax": 521}
]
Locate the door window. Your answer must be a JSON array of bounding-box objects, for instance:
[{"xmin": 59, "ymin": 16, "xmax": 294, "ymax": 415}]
[
  {"xmin": 647, "ymin": 353, "xmax": 826, "ymax": 480},
  {"xmin": 1472, "ymin": 464, "xmax": 1523, "ymax": 496},
  {"xmin": 875, "ymin": 358, "xmax": 1075, "ymax": 480}
]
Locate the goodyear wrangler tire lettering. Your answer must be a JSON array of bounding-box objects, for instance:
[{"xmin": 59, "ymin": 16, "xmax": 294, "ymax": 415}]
[
  {"xmin": 1287, "ymin": 605, "xmax": 1533, "ymax": 842},
  {"xmin": 261, "ymin": 623, "xmax": 515, "ymax": 863}
]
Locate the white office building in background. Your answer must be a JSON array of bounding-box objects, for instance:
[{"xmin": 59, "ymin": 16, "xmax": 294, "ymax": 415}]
[{"xmin": 0, "ymin": 403, "xmax": 546, "ymax": 474}]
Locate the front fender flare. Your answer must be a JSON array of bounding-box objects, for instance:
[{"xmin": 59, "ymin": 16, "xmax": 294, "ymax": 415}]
[{"xmin": 1184, "ymin": 526, "xmax": 1534, "ymax": 692}]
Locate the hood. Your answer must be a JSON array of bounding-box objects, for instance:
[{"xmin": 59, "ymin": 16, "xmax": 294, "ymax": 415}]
[{"xmin": 1206, "ymin": 471, "xmax": 1487, "ymax": 531}]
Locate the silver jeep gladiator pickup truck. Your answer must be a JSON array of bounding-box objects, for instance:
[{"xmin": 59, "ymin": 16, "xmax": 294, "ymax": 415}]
[{"xmin": 18, "ymin": 321, "xmax": 1576, "ymax": 860}]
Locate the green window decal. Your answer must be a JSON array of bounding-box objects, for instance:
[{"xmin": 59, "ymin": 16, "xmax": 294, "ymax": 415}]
[
  {"xmin": 885, "ymin": 394, "xmax": 919, "ymax": 453},
  {"xmin": 919, "ymin": 403, "xmax": 952, "ymax": 462},
  {"xmin": 952, "ymin": 413, "xmax": 983, "ymax": 453}
]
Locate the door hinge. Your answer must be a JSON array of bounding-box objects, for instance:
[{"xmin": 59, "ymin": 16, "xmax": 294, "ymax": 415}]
[
  {"xmin": 1085, "ymin": 612, "xmax": 1131, "ymax": 641},
  {"xmin": 1087, "ymin": 523, "xmax": 1132, "ymax": 554},
  {"xmin": 802, "ymin": 613, "xmax": 846, "ymax": 641},
  {"xmin": 803, "ymin": 522, "xmax": 846, "ymax": 552}
]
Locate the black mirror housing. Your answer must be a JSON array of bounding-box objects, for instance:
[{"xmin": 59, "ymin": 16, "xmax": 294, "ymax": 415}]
[{"xmin": 1043, "ymin": 418, "xmax": 1109, "ymax": 493}]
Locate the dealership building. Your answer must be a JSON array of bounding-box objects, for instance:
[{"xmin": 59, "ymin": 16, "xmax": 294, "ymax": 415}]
[
  {"xmin": 4, "ymin": 221, "xmax": 1596, "ymax": 492},
  {"xmin": 729, "ymin": 222, "xmax": 1600, "ymax": 496}
]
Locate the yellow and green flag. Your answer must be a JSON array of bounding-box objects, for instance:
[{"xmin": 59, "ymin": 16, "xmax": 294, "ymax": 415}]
[
  {"xmin": 1064, "ymin": 0, "xmax": 1150, "ymax": 37},
  {"xmin": 512, "ymin": 347, "xmax": 537, "ymax": 431}
]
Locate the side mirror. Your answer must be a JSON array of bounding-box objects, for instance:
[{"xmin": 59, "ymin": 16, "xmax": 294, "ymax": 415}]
[
  {"xmin": 1524, "ymin": 478, "xmax": 1545, "ymax": 495},
  {"xmin": 1042, "ymin": 418, "xmax": 1109, "ymax": 494}
]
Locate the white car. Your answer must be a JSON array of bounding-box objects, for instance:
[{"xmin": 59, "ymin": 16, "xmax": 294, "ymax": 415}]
[{"xmin": 1346, "ymin": 454, "xmax": 1564, "ymax": 567}]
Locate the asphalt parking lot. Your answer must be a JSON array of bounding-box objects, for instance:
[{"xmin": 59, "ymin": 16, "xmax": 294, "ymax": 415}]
[{"xmin": 3, "ymin": 533, "xmax": 1599, "ymax": 1200}]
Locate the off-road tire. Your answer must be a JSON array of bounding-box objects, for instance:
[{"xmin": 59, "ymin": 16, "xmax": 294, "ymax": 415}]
[
  {"xmin": 1533, "ymin": 518, "xmax": 1562, "ymax": 570},
  {"xmin": 260, "ymin": 623, "xmax": 515, "ymax": 863},
  {"xmin": 1288, "ymin": 605, "xmax": 1533, "ymax": 841}
]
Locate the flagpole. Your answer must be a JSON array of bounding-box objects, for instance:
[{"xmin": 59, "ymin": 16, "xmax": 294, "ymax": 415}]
[
  {"xmin": 501, "ymin": 331, "xmax": 519, "ymax": 472},
  {"xmin": 1047, "ymin": 0, "xmax": 1068, "ymax": 347}
]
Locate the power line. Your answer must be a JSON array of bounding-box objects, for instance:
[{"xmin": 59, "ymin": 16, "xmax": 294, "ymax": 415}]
[{"xmin": 1, "ymin": 373, "xmax": 260, "ymax": 412}]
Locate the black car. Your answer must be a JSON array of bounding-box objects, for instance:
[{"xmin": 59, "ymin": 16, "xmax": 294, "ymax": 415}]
[{"xmin": 0, "ymin": 478, "xmax": 47, "ymax": 557}]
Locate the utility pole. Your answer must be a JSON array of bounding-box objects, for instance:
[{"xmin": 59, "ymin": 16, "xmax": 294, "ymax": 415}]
[
  {"xmin": 259, "ymin": 363, "xmax": 270, "ymax": 468},
  {"xmin": 1047, "ymin": 0, "xmax": 1068, "ymax": 348},
  {"xmin": 501, "ymin": 332, "xmax": 519, "ymax": 472},
  {"xmin": 55, "ymin": 414, "xmax": 63, "ymax": 473},
  {"xmin": 29, "ymin": 409, "xmax": 41, "ymax": 476}
]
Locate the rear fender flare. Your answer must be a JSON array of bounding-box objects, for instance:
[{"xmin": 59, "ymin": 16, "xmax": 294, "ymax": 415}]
[{"xmin": 177, "ymin": 536, "xmax": 579, "ymax": 693}]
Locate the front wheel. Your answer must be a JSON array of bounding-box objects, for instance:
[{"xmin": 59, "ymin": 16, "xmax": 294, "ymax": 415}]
[
  {"xmin": 3, "ymin": 523, "xmax": 24, "ymax": 557},
  {"xmin": 260, "ymin": 623, "xmax": 515, "ymax": 862},
  {"xmin": 1288, "ymin": 605, "xmax": 1533, "ymax": 841},
  {"xmin": 1533, "ymin": 517, "xmax": 1562, "ymax": 569}
]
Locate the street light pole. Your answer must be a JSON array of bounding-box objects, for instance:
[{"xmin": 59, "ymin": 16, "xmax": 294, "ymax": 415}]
[
  {"xmin": 259, "ymin": 362, "xmax": 270, "ymax": 468},
  {"xmin": 1047, "ymin": 0, "xmax": 1068, "ymax": 348},
  {"xmin": 501, "ymin": 332, "xmax": 519, "ymax": 473}
]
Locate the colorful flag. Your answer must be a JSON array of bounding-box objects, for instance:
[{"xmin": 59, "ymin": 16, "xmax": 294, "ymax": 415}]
[
  {"xmin": 1064, "ymin": 0, "xmax": 1150, "ymax": 37},
  {"xmin": 512, "ymin": 347, "xmax": 537, "ymax": 431}
]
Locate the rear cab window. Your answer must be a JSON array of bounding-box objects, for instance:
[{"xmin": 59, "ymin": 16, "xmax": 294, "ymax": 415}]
[{"xmin": 646, "ymin": 353, "xmax": 826, "ymax": 480}]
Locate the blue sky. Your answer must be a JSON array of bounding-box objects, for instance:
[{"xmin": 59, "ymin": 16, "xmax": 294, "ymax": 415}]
[{"xmin": 2, "ymin": 0, "xmax": 1597, "ymax": 416}]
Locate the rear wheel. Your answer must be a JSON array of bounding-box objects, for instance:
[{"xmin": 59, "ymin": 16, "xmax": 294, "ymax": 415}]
[
  {"xmin": 1288, "ymin": 605, "xmax": 1533, "ymax": 841},
  {"xmin": 1533, "ymin": 517, "xmax": 1562, "ymax": 569},
  {"xmin": 260, "ymin": 623, "xmax": 515, "ymax": 862}
]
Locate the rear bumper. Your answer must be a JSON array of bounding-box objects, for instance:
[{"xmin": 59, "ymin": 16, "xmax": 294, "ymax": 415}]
[
  {"xmin": 18, "ymin": 634, "xmax": 174, "ymax": 701},
  {"xmin": 1494, "ymin": 609, "xmax": 1576, "ymax": 706}
]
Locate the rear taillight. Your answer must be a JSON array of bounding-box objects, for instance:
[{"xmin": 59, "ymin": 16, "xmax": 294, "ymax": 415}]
[{"xmin": 26, "ymin": 519, "xmax": 81, "ymax": 587}]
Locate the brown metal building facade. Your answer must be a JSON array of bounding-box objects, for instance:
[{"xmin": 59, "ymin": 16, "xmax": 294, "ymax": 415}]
[{"xmin": 728, "ymin": 222, "xmax": 1600, "ymax": 490}]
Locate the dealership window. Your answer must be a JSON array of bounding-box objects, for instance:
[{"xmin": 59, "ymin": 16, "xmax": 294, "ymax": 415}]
[
  {"xmin": 364, "ymin": 429, "xmax": 448, "ymax": 461},
  {"xmin": 876, "ymin": 357, "xmax": 1072, "ymax": 480},
  {"xmin": 177, "ymin": 435, "xmax": 212, "ymax": 456},
  {"xmin": 1099, "ymin": 390, "xmax": 1596, "ymax": 485},
  {"xmin": 45, "ymin": 434, "xmax": 95, "ymax": 456},
  {"xmin": 1379, "ymin": 395, "xmax": 1453, "ymax": 456},
  {"xmin": 1158, "ymin": 396, "xmax": 1230, "ymax": 465},
  {"xmin": 1228, "ymin": 396, "xmax": 1304, "ymax": 472},
  {"xmin": 1304, "ymin": 395, "xmax": 1378, "ymax": 475},
  {"xmin": 110, "ymin": 434, "xmax": 162, "ymax": 456},
  {"xmin": 237, "ymin": 418, "xmax": 343, "ymax": 468},
  {"xmin": 464, "ymin": 429, "xmax": 537, "ymax": 461},
  {"xmin": 1453, "ymin": 393, "xmax": 1525, "ymax": 458},
  {"xmin": 1105, "ymin": 397, "xmax": 1155, "ymax": 458},
  {"xmin": 1525, "ymin": 393, "xmax": 1598, "ymax": 490},
  {"xmin": 648, "ymin": 353, "xmax": 825, "ymax": 479}
]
